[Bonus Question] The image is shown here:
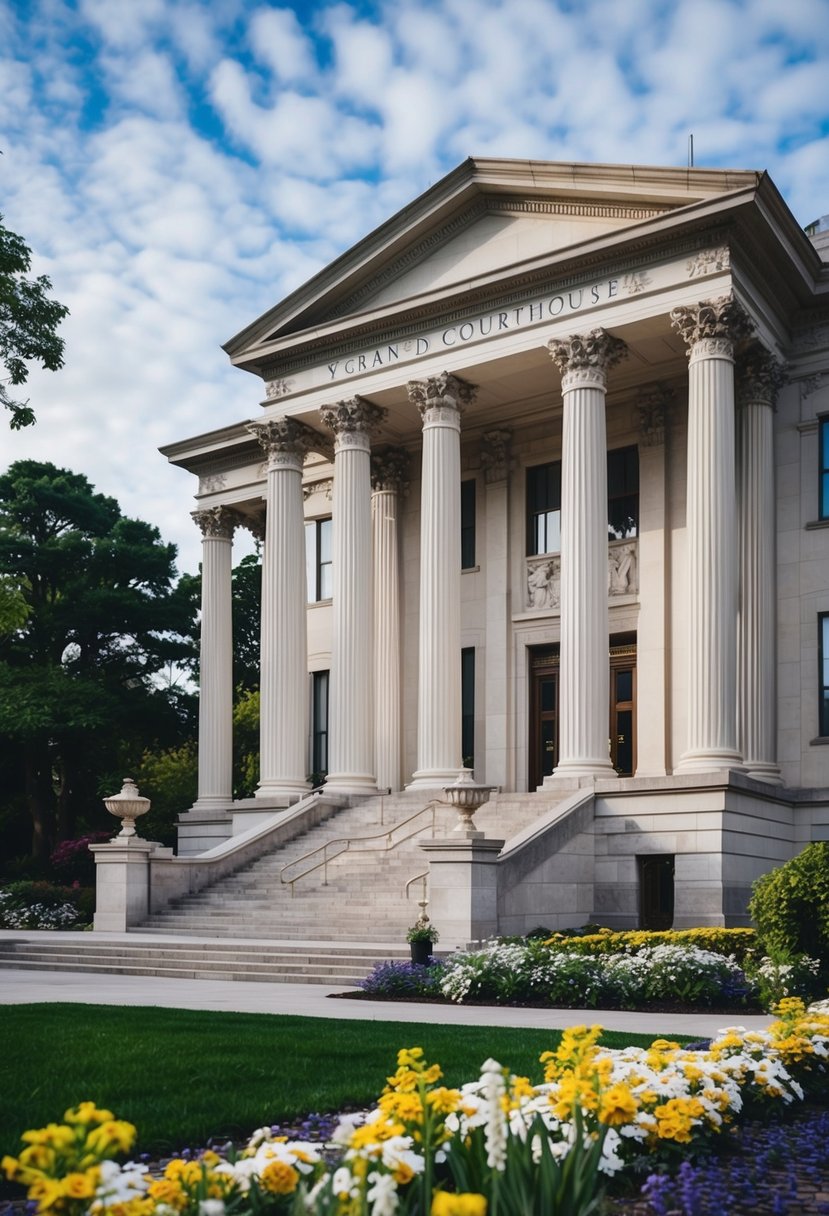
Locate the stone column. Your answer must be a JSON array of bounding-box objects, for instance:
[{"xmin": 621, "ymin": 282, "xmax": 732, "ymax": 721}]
[
  {"xmin": 371, "ymin": 446, "xmax": 410, "ymax": 793},
  {"xmin": 320, "ymin": 398, "xmax": 387, "ymax": 793},
  {"xmin": 407, "ymin": 372, "xmax": 477, "ymax": 789},
  {"xmin": 670, "ymin": 295, "xmax": 752, "ymax": 771},
  {"xmin": 192, "ymin": 506, "xmax": 238, "ymax": 808},
  {"xmin": 481, "ymin": 429, "xmax": 513, "ymax": 790},
  {"xmin": 547, "ymin": 329, "xmax": 626, "ymax": 779},
  {"xmin": 248, "ymin": 418, "xmax": 316, "ymax": 800},
  {"xmin": 737, "ymin": 342, "xmax": 786, "ymax": 783},
  {"xmin": 634, "ymin": 387, "xmax": 673, "ymax": 776}
]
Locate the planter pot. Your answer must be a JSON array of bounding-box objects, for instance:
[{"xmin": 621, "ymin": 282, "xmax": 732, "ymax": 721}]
[{"xmin": 409, "ymin": 939, "xmax": 432, "ymax": 966}]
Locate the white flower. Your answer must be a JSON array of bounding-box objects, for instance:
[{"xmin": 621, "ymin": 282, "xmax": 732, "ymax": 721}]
[
  {"xmin": 480, "ymin": 1058, "xmax": 508, "ymax": 1171},
  {"xmin": 367, "ymin": 1171, "xmax": 398, "ymax": 1216},
  {"xmin": 198, "ymin": 1201, "xmax": 225, "ymax": 1216}
]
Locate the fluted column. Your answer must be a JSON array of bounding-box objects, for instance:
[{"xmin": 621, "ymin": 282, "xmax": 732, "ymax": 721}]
[
  {"xmin": 248, "ymin": 418, "xmax": 316, "ymax": 799},
  {"xmin": 320, "ymin": 398, "xmax": 387, "ymax": 793},
  {"xmin": 546, "ymin": 329, "xmax": 626, "ymax": 779},
  {"xmin": 737, "ymin": 342, "xmax": 785, "ymax": 783},
  {"xmin": 407, "ymin": 372, "xmax": 477, "ymax": 788},
  {"xmin": 671, "ymin": 295, "xmax": 752, "ymax": 771},
  {"xmin": 371, "ymin": 447, "xmax": 410, "ymax": 793},
  {"xmin": 192, "ymin": 506, "xmax": 238, "ymax": 807}
]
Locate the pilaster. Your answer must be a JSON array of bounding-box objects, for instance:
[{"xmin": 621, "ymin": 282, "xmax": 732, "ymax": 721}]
[
  {"xmin": 248, "ymin": 417, "xmax": 316, "ymax": 799},
  {"xmin": 546, "ymin": 328, "xmax": 626, "ymax": 780},
  {"xmin": 407, "ymin": 372, "xmax": 477, "ymax": 788},
  {"xmin": 736, "ymin": 342, "xmax": 786, "ymax": 783},
  {"xmin": 320, "ymin": 397, "xmax": 387, "ymax": 793},
  {"xmin": 371, "ymin": 446, "xmax": 410, "ymax": 793},
  {"xmin": 192, "ymin": 506, "xmax": 238, "ymax": 808},
  {"xmin": 670, "ymin": 295, "xmax": 753, "ymax": 771}
]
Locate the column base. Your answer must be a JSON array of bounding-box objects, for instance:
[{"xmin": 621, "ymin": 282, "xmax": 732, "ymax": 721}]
[
  {"xmin": 407, "ymin": 767, "xmax": 465, "ymax": 791},
  {"xmin": 675, "ymin": 748, "xmax": 742, "ymax": 774},
  {"xmin": 547, "ymin": 758, "xmax": 617, "ymax": 781},
  {"xmin": 255, "ymin": 779, "xmax": 310, "ymax": 800},
  {"xmin": 192, "ymin": 795, "xmax": 233, "ymax": 811},
  {"xmin": 323, "ymin": 773, "xmax": 378, "ymax": 795},
  {"xmin": 740, "ymin": 761, "xmax": 784, "ymax": 786}
]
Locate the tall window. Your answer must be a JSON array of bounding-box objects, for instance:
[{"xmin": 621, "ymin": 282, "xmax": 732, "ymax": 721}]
[
  {"xmin": 526, "ymin": 462, "xmax": 561, "ymax": 555},
  {"xmin": 820, "ymin": 614, "xmax": 829, "ymax": 737},
  {"xmin": 461, "ymin": 479, "xmax": 476, "ymax": 568},
  {"xmin": 461, "ymin": 647, "xmax": 475, "ymax": 769},
  {"xmin": 607, "ymin": 446, "xmax": 639, "ymax": 539},
  {"xmin": 820, "ymin": 418, "xmax": 829, "ymax": 520},
  {"xmin": 305, "ymin": 517, "xmax": 332, "ymax": 602},
  {"xmin": 526, "ymin": 450, "xmax": 640, "ymax": 553},
  {"xmin": 311, "ymin": 670, "xmax": 329, "ymax": 784}
]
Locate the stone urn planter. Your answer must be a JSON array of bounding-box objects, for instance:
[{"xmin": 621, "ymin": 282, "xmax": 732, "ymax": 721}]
[{"xmin": 103, "ymin": 777, "xmax": 150, "ymax": 838}]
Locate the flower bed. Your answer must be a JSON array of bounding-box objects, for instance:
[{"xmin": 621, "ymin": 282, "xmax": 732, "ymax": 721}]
[
  {"xmin": 4, "ymin": 1001, "xmax": 828, "ymax": 1216},
  {"xmin": 0, "ymin": 882, "xmax": 91, "ymax": 930}
]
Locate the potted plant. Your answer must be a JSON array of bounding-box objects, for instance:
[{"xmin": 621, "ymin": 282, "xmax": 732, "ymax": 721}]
[{"xmin": 407, "ymin": 921, "xmax": 439, "ymax": 965}]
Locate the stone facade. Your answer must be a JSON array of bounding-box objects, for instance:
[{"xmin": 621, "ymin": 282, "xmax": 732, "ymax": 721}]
[{"xmin": 160, "ymin": 158, "xmax": 829, "ymax": 931}]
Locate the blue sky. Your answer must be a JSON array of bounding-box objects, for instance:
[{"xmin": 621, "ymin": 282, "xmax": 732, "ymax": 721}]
[{"xmin": 2, "ymin": 0, "xmax": 829, "ymax": 574}]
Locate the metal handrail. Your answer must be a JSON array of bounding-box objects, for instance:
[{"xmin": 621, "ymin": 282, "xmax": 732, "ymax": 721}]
[
  {"xmin": 405, "ymin": 871, "xmax": 428, "ymax": 903},
  {"xmin": 279, "ymin": 799, "xmax": 446, "ymax": 896}
]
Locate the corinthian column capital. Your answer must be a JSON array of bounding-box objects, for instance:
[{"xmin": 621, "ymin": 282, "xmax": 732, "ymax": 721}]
[
  {"xmin": 407, "ymin": 372, "xmax": 477, "ymax": 422},
  {"xmin": 547, "ymin": 328, "xmax": 627, "ymax": 389},
  {"xmin": 670, "ymin": 294, "xmax": 754, "ymax": 360},
  {"xmin": 371, "ymin": 445, "xmax": 411, "ymax": 494},
  {"xmin": 736, "ymin": 341, "xmax": 787, "ymax": 409},
  {"xmin": 191, "ymin": 505, "xmax": 240, "ymax": 540},
  {"xmin": 320, "ymin": 397, "xmax": 387, "ymax": 452},
  {"xmin": 248, "ymin": 417, "xmax": 317, "ymax": 472}
]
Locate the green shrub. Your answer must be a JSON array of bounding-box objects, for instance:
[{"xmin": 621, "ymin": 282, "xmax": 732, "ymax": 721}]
[{"xmin": 749, "ymin": 843, "xmax": 829, "ymax": 964}]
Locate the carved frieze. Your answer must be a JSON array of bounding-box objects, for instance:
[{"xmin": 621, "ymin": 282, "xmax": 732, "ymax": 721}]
[
  {"xmin": 371, "ymin": 446, "xmax": 411, "ymax": 494},
  {"xmin": 670, "ymin": 294, "xmax": 753, "ymax": 357},
  {"xmin": 265, "ymin": 378, "xmax": 293, "ymax": 399},
  {"xmin": 303, "ymin": 478, "xmax": 334, "ymax": 501},
  {"xmin": 480, "ymin": 429, "xmax": 513, "ymax": 484},
  {"xmin": 623, "ymin": 271, "xmax": 650, "ymax": 295},
  {"xmin": 736, "ymin": 342, "xmax": 787, "ymax": 408},
  {"xmin": 799, "ymin": 373, "xmax": 824, "ymax": 400},
  {"xmin": 198, "ymin": 472, "xmax": 227, "ymax": 494},
  {"xmin": 686, "ymin": 246, "xmax": 731, "ymax": 278},
  {"xmin": 525, "ymin": 540, "xmax": 638, "ymax": 611},
  {"xmin": 192, "ymin": 505, "xmax": 240, "ymax": 540}
]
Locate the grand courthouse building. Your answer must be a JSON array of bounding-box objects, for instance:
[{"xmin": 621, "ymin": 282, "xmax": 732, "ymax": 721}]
[{"xmin": 158, "ymin": 158, "xmax": 829, "ymax": 938}]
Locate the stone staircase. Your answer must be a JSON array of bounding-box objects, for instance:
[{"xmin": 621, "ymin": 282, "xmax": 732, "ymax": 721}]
[
  {"xmin": 0, "ymin": 933, "xmax": 409, "ymax": 985},
  {"xmin": 0, "ymin": 790, "xmax": 559, "ymax": 984}
]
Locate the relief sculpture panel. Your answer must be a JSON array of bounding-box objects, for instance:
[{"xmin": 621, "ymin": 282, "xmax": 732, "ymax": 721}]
[{"xmin": 526, "ymin": 539, "xmax": 638, "ymax": 611}]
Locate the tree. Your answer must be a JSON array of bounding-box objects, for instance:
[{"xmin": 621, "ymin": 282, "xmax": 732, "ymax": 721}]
[
  {"xmin": 0, "ymin": 461, "xmax": 196, "ymax": 858},
  {"xmin": 0, "ymin": 216, "xmax": 69, "ymax": 429}
]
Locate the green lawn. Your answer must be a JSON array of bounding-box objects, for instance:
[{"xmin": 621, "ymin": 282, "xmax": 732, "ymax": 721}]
[{"xmin": 0, "ymin": 1003, "xmax": 677, "ymax": 1157}]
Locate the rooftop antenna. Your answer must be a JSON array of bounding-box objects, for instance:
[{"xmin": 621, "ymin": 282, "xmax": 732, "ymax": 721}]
[{"xmin": 688, "ymin": 133, "xmax": 694, "ymax": 168}]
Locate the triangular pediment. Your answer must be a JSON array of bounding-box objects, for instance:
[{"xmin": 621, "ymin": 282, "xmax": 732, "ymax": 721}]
[{"xmin": 225, "ymin": 157, "xmax": 763, "ymax": 370}]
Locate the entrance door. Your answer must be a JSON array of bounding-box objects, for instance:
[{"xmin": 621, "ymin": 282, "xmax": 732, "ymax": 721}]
[
  {"xmin": 639, "ymin": 855, "xmax": 675, "ymax": 929},
  {"xmin": 529, "ymin": 650, "xmax": 559, "ymax": 787},
  {"xmin": 528, "ymin": 637, "xmax": 636, "ymax": 788}
]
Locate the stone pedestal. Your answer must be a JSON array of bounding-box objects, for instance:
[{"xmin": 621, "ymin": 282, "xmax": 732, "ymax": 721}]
[
  {"xmin": 671, "ymin": 296, "xmax": 752, "ymax": 772},
  {"xmin": 371, "ymin": 447, "xmax": 409, "ymax": 793},
  {"xmin": 249, "ymin": 418, "xmax": 315, "ymax": 798},
  {"xmin": 320, "ymin": 398, "xmax": 386, "ymax": 793},
  {"xmin": 546, "ymin": 329, "xmax": 626, "ymax": 780},
  {"xmin": 192, "ymin": 506, "xmax": 237, "ymax": 808},
  {"xmin": 91, "ymin": 838, "xmax": 155, "ymax": 931},
  {"xmin": 407, "ymin": 373, "xmax": 477, "ymax": 789},
  {"xmin": 419, "ymin": 836, "xmax": 504, "ymax": 948}
]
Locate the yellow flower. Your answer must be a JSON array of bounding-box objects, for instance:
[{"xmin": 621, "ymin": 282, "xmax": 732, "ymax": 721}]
[
  {"xmin": 427, "ymin": 1088, "xmax": 462, "ymax": 1114},
  {"xmin": 259, "ymin": 1160, "xmax": 300, "ymax": 1195},
  {"xmin": 64, "ymin": 1104, "xmax": 114, "ymax": 1127},
  {"xmin": 85, "ymin": 1121, "xmax": 136, "ymax": 1157},
  {"xmin": 147, "ymin": 1177, "xmax": 187, "ymax": 1209},
  {"xmin": 431, "ymin": 1192, "xmax": 487, "ymax": 1216},
  {"xmin": 22, "ymin": 1125, "xmax": 75, "ymax": 1151},
  {"xmin": 27, "ymin": 1175, "xmax": 65, "ymax": 1212},
  {"xmin": 599, "ymin": 1084, "xmax": 638, "ymax": 1127},
  {"xmin": 61, "ymin": 1171, "xmax": 98, "ymax": 1199},
  {"xmin": 393, "ymin": 1161, "xmax": 416, "ymax": 1185}
]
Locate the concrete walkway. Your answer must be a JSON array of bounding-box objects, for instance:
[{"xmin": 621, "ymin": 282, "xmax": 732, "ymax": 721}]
[{"xmin": 0, "ymin": 947, "xmax": 774, "ymax": 1039}]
